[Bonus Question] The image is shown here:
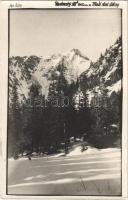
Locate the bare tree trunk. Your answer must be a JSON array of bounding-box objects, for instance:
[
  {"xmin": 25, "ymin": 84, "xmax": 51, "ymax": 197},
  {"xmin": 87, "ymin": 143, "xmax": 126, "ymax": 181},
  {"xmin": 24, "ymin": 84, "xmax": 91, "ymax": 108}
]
[{"xmin": 64, "ymin": 122, "xmax": 68, "ymax": 155}]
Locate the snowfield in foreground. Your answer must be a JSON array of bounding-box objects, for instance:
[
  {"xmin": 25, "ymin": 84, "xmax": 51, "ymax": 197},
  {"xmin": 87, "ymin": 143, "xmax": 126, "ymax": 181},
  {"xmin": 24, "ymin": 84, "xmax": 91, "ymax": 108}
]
[{"xmin": 8, "ymin": 147, "xmax": 121, "ymax": 195}]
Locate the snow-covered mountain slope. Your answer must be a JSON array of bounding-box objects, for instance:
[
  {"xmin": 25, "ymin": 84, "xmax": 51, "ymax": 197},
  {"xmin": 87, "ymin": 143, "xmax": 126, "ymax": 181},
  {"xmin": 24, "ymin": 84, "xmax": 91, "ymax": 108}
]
[
  {"xmin": 9, "ymin": 56, "xmax": 41, "ymax": 106},
  {"xmin": 79, "ymin": 37, "xmax": 122, "ymax": 103},
  {"xmin": 9, "ymin": 49, "xmax": 90, "ymax": 105},
  {"xmin": 33, "ymin": 49, "xmax": 90, "ymax": 97}
]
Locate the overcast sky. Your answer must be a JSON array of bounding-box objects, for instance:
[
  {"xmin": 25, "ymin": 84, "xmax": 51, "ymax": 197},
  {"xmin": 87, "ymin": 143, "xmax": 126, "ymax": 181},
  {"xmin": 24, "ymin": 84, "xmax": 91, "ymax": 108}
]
[{"xmin": 10, "ymin": 9, "xmax": 121, "ymax": 61}]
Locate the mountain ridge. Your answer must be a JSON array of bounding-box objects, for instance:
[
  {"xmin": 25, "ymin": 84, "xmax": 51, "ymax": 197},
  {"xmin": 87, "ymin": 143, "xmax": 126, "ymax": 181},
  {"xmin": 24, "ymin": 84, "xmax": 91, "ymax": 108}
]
[{"xmin": 9, "ymin": 37, "xmax": 122, "ymax": 106}]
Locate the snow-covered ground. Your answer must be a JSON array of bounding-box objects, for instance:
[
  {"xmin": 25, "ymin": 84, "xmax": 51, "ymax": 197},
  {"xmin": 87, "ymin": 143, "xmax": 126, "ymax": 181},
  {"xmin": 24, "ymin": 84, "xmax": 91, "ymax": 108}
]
[{"xmin": 8, "ymin": 147, "xmax": 121, "ymax": 195}]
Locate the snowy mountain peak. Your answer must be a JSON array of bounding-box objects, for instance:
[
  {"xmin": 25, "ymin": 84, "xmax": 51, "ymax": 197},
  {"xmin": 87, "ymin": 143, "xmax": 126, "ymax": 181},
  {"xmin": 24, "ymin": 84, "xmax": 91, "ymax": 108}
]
[{"xmin": 33, "ymin": 49, "xmax": 90, "ymax": 96}]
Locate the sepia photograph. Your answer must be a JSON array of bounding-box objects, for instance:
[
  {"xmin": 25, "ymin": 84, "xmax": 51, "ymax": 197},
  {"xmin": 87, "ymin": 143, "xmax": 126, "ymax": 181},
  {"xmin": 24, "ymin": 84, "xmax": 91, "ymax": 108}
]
[{"xmin": 7, "ymin": 8, "xmax": 122, "ymax": 196}]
